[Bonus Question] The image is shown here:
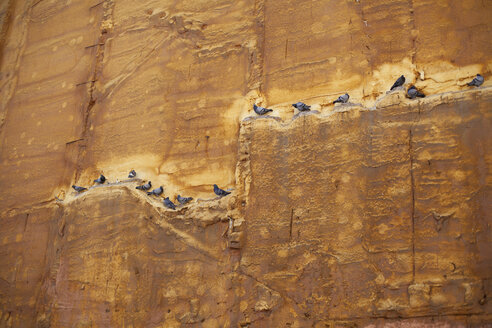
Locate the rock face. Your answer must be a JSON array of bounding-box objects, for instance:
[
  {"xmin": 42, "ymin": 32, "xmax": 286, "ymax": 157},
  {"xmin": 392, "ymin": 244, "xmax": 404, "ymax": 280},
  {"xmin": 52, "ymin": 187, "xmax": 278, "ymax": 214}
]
[{"xmin": 0, "ymin": 0, "xmax": 491, "ymax": 327}]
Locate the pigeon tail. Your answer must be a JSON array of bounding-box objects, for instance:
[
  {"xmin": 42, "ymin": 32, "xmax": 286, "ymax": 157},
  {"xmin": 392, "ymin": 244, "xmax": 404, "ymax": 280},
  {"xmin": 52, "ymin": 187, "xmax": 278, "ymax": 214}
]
[
  {"xmin": 333, "ymin": 100, "xmax": 341, "ymax": 104},
  {"xmin": 416, "ymin": 92, "xmax": 425, "ymax": 98}
]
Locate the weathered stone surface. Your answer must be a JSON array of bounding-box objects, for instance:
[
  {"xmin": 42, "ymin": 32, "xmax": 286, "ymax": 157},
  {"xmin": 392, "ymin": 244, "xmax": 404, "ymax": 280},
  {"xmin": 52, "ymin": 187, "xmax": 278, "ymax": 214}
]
[
  {"xmin": 0, "ymin": 0, "xmax": 491, "ymax": 327},
  {"xmin": 235, "ymin": 89, "xmax": 492, "ymax": 326}
]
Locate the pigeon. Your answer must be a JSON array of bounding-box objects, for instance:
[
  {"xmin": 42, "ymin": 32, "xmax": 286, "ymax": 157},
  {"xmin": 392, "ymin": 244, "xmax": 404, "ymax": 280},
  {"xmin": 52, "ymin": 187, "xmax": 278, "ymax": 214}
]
[
  {"xmin": 407, "ymin": 85, "xmax": 425, "ymax": 99},
  {"xmin": 292, "ymin": 102, "xmax": 311, "ymax": 112},
  {"xmin": 147, "ymin": 186, "xmax": 163, "ymax": 196},
  {"xmin": 94, "ymin": 174, "xmax": 106, "ymax": 184},
  {"xmin": 136, "ymin": 181, "xmax": 151, "ymax": 191},
  {"xmin": 177, "ymin": 195, "xmax": 193, "ymax": 205},
  {"xmin": 467, "ymin": 74, "xmax": 484, "ymax": 87},
  {"xmin": 163, "ymin": 197, "xmax": 176, "ymax": 210},
  {"xmin": 128, "ymin": 170, "xmax": 136, "ymax": 178},
  {"xmin": 333, "ymin": 93, "xmax": 350, "ymax": 104},
  {"xmin": 214, "ymin": 184, "xmax": 231, "ymax": 197},
  {"xmin": 253, "ymin": 104, "xmax": 273, "ymax": 115},
  {"xmin": 72, "ymin": 185, "xmax": 87, "ymax": 192},
  {"xmin": 390, "ymin": 75, "xmax": 405, "ymax": 90}
]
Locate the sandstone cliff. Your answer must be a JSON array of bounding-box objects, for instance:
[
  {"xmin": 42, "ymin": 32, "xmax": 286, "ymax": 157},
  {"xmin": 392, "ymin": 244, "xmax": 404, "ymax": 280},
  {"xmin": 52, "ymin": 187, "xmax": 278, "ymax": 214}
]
[{"xmin": 0, "ymin": 0, "xmax": 491, "ymax": 327}]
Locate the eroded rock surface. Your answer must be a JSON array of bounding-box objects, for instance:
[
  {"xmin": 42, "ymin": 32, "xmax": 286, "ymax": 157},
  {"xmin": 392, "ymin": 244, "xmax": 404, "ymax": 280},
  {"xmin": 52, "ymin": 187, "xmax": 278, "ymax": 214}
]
[{"xmin": 0, "ymin": 0, "xmax": 491, "ymax": 326}]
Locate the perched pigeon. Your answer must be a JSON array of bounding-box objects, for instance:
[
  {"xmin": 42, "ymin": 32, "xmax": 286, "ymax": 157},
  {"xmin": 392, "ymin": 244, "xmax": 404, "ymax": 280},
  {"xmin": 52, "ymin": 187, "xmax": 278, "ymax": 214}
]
[
  {"xmin": 147, "ymin": 186, "xmax": 163, "ymax": 196},
  {"xmin": 467, "ymin": 74, "xmax": 484, "ymax": 87},
  {"xmin": 72, "ymin": 185, "xmax": 87, "ymax": 192},
  {"xmin": 407, "ymin": 85, "xmax": 425, "ymax": 99},
  {"xmin": 94, "ymin": 174, "xmax": 106, "ymax": 184},
  {"xmin": 177, "ymin": 195, "xmax": 193, "ymax": 205},
  {"xmin": 292, "ymin": 102, "xmax": 311, "ymax": 112},
  {"xmin": 253, "ymin": 104, "xmax": 273, "ymax": 115},
  {"xmin": 136, "ymin": 181, "xmax": 152, "ymax": 191},
  {"xmin": 333, "ymin": 93, "xmax": 350, "ymax": 104},
  {"xmin": 390, "ymin": 75, "xmax": 405, "ymax": 90},
  {"xmin": 163, "ymin": 197, "xmax": 176, "ymax": 210},
  {"xmin": 214, "ymin": 184, "xmax": 231, "ymax": 197},
  {"xmin": 128, "ymin": 170, "xmax": 136, "ymax": 178}
]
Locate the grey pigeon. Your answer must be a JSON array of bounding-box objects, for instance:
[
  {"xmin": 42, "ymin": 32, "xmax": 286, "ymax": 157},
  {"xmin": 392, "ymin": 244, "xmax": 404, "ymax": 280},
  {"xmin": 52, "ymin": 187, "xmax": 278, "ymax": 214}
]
[
  {"xmin": 390, "ymin": 75, "xmax": 405, "ymax": 90},
  {"xmin": 163, "ymin": 197, "xmax": 176, "ymax": 210},
  {"xmin": 128, "ymin": 170, "xmax": 136, "ymax": 178},
  {"xmin": 467, "ymin": 74, "xmax": 484, "ymax": 87},
  {"xmin": 177, "ymin": 195, "xmax": 193, "ymax": 205},
  {"xmin": 292, "ymin": 102, "xmax": 311, "ymax": 111},
  {"xmin": 147, "ymin": 186, "xmax": 163, "ymax": 196},
  {"xmin": 72, "ymin": 185, "xmax": 87, "ymax": 192},
  {"xmin": 253, "ymin": 104, "xmax": 273, "ymax": 115},
  {"xmin": 333, "ymin": 93, "xmax": 349, "ymax": 104},
  {"xmin": 136, "ymin": 181, "xmax": 151, "ymax": 191},
  {"xmin": 214, "ymin": 184, "xmax": 231, "ymax": 197},
  {"xmin": 94, "ymin": 174, "xmax": 106, "ymax": 184},
  {"xmin": 407, "ymin": 85, "xmax": 425, "ymax": 99}
]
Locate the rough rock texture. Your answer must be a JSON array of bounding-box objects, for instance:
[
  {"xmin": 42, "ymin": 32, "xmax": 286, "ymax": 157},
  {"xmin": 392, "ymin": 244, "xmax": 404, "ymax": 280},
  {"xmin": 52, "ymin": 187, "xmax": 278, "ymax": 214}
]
[
  {"xmin": 0, "ymin": 0, "xmax": 492, "ymax": 327},
  {"xmin": 236, "ymin": 89, "xmax": 492, "ymax": 326}
]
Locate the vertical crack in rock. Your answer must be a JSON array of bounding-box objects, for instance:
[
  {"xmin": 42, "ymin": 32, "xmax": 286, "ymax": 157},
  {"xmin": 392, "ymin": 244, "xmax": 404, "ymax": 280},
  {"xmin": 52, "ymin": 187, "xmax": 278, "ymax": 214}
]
[
  {"xmin": 0, "ymin": 0, "xmax": 14, "ymax": 65},
  {"xmin": 23, "ymin": 213, "xmax": 29, "ymax": 232},
  {"xmin": 250, "ymin": 0, "xmax": 265, "ymax": 92},
  {"xmin": 74, "ymin": 0, "xmax": 114, "ymax": 181},
  {"xmin": 235, "ymin": 120, "xmax": 253, "ymax": 207},
  {"xmin": 0, "ymin": 0, "xmax": 33, "ymax": 131},
  {"xmin": 408, "ymin": 128, "xmax": 416, "ymax": 283},
  {"xmin": 289, "ymin": 208, "xmax": 294, "ymax": 240},
  {"xmin": 353, "ymin": 0, "xmax": 372, "ymax": 72},
  {"xmin": 407, "ymin": 0, "xmax": 417, "ymax": 65}
]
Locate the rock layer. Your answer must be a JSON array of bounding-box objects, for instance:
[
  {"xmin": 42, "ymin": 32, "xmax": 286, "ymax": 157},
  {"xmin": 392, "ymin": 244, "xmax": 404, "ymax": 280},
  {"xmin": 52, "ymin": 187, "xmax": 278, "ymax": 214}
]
[{"xmin": 0, "ymin": 0, "xmax": 492, "ymax": 327}]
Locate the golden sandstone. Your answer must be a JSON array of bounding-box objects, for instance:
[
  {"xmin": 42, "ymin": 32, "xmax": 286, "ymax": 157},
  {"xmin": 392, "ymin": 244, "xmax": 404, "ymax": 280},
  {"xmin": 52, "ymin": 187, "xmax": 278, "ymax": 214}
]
[{"xmin": 0, "ymin": 0, "xmax": 491, "ymax": 326}]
